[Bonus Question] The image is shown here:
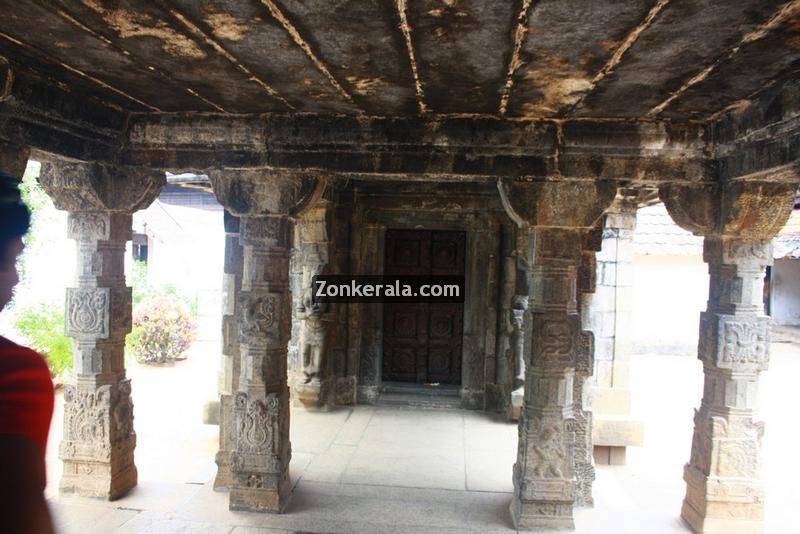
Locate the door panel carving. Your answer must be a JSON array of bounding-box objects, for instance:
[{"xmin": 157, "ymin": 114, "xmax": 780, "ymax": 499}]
[{"xmin": 383, "ymin": 229, "xmax": 465, "ymax": 384}]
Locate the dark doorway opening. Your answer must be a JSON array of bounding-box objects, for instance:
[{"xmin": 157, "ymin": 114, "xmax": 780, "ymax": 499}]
[{"xmin": 382, "ymin": 229, "xmax": 465, "ymax": 385}]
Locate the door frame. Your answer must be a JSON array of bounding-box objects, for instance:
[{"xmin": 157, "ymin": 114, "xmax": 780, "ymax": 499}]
[{"xmin": 350, "ymin": 204, "xmax": 502, "ymax": 410}]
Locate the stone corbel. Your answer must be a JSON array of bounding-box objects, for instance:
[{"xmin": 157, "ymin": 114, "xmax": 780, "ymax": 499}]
[{"xmin": 659, "ymin": 180, "xmax": 796, "ymax": 240}]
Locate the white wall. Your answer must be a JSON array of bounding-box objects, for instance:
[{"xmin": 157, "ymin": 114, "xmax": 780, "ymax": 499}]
[
  {"xmin": 772, "ymin": 258, "xmax": 800, "ymax": 325},
  {"xmin": 631, "ymin": 255, "xmax": 708, "ymax": 355}
]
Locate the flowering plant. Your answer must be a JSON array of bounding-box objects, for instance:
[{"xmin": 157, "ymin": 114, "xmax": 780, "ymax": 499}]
[{"xmin": 128, "ymin": 297, "xmax": 197, "ymax": 364}]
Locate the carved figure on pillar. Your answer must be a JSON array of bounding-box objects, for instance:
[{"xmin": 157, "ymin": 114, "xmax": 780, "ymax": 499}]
[
  {"xmin": 211, "ymin": 170, "xmax": 323, "ymax": 513},
  {"xmin": 292, "ymin": 195, "xmax": 335, "ymax": 408},
  {"xmin": 498, "ymin": 179, "xmax": 616, "ymax": 531},
  {"xmin": 511, "ymin": 295, "xmax": 528, "ymax": 389},
  {"xmin": 508, "ymin": 294, "xmax": 528, "ymax": 421},
  {"xmin": 39, "ymin": 159, "xmax": 164, "ymax": 499},
  {"xmin": 297, "ymin": 278, "xmax": 332, "ymax": 385},
  {"xmin": 661, "ymin": 180, "xmax": 796, "ymax": 534}
]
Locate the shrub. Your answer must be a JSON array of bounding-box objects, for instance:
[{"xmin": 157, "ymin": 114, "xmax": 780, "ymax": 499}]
[
  {"xmin": 129, "ymin": 259, "xmax": 198, "ymax": 318},
  {"xmin": 14, "ymin": 303, "xmax": 73, "ymax": 378},
  {"xmin": 128, "ymin": 297, "xmax": 197, "ymax": 364}
]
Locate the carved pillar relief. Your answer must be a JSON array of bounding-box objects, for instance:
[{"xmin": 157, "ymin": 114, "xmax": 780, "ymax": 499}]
[
  {"xmin": 571, "ymin": 221, "xmax": 603, "ymax": 508},
  {"xmin": 214, "ymin": 211, "xmax": 243, "ymax": 490},
  {"xmin": 293, "ymin": 197, "xmax": 335, "ymax": 408},
  {"xmin": 39, "ymin": 161, "xmax": 164, "ymax": 499},
  {"xmin": 210, "ymin": 170, "xmax": 321, "ymax": 513},
  {"xmin": 661, "ymin": 181, "xmax": 796, "ymax": 534},
  {"xmin": 499, "ymin": 180, "xmax": 615, "ymax": 531}
]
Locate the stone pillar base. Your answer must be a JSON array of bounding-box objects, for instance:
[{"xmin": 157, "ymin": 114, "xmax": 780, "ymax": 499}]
[
  {"xmin": 229, "ymin": 472, "xmax": 292, "ymax": 513},
  {"xmin": 335, "ymin": 376, "xmax": 357, "ymax": 405},
  {"xmin": 510, "ymin": 494, "xmax": 575, "ymax": 531},
  {"xmin": 213, "ymin": 394, "xmax": 235, "ymax": 491},
  {"xmin": 294, "ymin": 380, "xmax": 331, "ymax": 410},
  {"xmin": 509, "ymin": 387, "xmax": 524, "ymax": 421},
  {"xmin": 60, "ymin": 443, "xmax": 137, "ymax": 500},
  {"xmin": 681, "ymin": 465, "xmax": 764, "ymax": 534}
]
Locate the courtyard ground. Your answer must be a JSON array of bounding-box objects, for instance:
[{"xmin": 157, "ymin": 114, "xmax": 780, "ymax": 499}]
[{"xmin": 44, "ymin": 341, "xmax": 800, "ymax": 533}]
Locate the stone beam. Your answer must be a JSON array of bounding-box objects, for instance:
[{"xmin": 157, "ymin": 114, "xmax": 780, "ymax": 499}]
[
  {"xmin": 499, "ymin": 180, "xmax": 615, "ymax": 530},
  {"xmin": 210, "ymin": 169, "xmax": 323, "ymax": 513},
  {"xmin": 123, "ymin": 114, "xmax": 706, "ymax": 184},
  {"xmin": 660, "ymin": 178, "xmax": 798, "ymax": 533},
  {"xmin": 0, "ymin": 65, "xmax": 126, "ymax": 163},
  {"xmin": 711, "ymin": 77, "xmax": 800, "ymax": 184},
  {"xmin": 38, "ymin": 158, "xmax": 165, "ymax": 499}
]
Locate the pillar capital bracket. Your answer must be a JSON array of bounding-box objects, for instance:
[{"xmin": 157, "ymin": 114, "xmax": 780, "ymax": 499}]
[
  {"xmin": 498, "ymin": 179, "xmax": 617, "ymax": 231},
  {"xmin": 38, "ymin": 159, "xmax": 165, "ymax": 214},
  {"xmin": 659, "ymin": 179, "xmax": 797, "ymax": 240},
  {"xmin": 210, "ymin": 169, "xmax": 325, "ymax": 218}
]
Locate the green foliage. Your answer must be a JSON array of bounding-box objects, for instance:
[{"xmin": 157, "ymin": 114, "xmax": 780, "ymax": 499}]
[
  {"xmin": 127, "ymin": 297, "xmax": 197, "ymax": 364},
  {"xmin": 13, "ymin": 302, "xmax": 73, "ymax": 378},
  {"xmin": 129, "ymin": 260, "xmax": 198, "ymax": 318}
]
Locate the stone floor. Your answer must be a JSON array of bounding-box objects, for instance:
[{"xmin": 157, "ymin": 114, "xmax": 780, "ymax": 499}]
[{"xmin": 44, "ymin": 341, "xmax": 800, "ymax": 533}]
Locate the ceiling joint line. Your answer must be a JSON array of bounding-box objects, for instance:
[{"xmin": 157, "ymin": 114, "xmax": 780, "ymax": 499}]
[
  {"xmin": 41, "ymin": 0, "xmax": 229, "ymax": 113},
  {"xmin": 167, "ymin": 7, "xmax": 296, "ymax": 111},
  {"xmin": 395, "ymin": 0, "xmax": 428, "ymax": 114},
  {"xmin": 565, "ymin": 0, "xmax": 671, "ymax": 116},
  {"xmin": 257, "ymin": 0, "xmax": 361, "ymax": 111},
  {"xmin": 498, "ymin": 0, "xmax": 535, "ymax": 116},
  {"xmin": 649, "ymin": 0, "xmax": 800, "ymax": 117},
  {"xmin": 0, "ymin": 30, "xmax": 160, "ymax": 111}
]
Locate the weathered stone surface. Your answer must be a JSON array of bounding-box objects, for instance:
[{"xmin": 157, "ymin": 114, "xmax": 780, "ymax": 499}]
[
  {"xmin": 214, "ymin": 211, "xmax": 243, "ymax": 491},
  {"xmin": 0, "ymin": 140, "xmax": 29, "ymax": 177},
  {"xmin": 501, "ymin": 181, "xmax": 614, "ymax": 531},
  {"xmin": 291, "ymin": 195, "xmax": 337, "ymax": 409},
  {"xmin": 211, "ymin": 170, "xmax": 321, "ymax": 513},
  {"xmin": 38, "ymin": 161, "xmax": 164, "ymax": 500},
  {"xmin": 662, "ymin": 177, "xmax": 797, "ymax": 534}
]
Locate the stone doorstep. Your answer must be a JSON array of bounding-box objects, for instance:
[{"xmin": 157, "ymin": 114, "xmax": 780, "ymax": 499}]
[{"xmin": 592, "ymin": 417, "xmax": 645, "ymax": 448}]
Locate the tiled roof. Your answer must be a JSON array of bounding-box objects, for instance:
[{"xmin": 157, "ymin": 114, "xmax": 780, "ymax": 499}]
[
  {"xmin": 775, "ymin": 210, "xmax": 800, "ymax": 259},
  {"xmin": 633, "ymin": 203, "xmax": 703, "ymax": 256},
  {"xmin": 634, "ymin": 204, "xmax": 800, "ymax": 259}
]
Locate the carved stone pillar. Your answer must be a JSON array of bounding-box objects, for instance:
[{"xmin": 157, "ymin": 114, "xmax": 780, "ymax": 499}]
[
  {"xmin": 39, "ymin": 160, "xmax": 164, "ymax": 499},
  {"xmin": 293, "ymin": 197, "xmax": 335, "ymax": 408},
  {"xmin": 499, "ymin": 180, "xmax": 615, "ymax": 530},
  {"xmin": 572, "ymin": 223, "xmax": 603, "ymax": 508},
  {"xmin": 211, "ymin": 170, "xmax": 322, "ymax": 513},
  {"xmin": 661, "ymin": 181, "xmax": 796, "ymax": 534},
  {"xmin": 214, "ymin": 211, "xmax": 243, "ymax": 490}
]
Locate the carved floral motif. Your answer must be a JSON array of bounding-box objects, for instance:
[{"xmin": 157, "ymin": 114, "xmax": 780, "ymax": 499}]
[
  {"xmin": 720, "ymin": 319, "xmax": 768, "ymax": 366},
  {"xmin": 66, "ymin": 288, "xmax": 109, "ymax": 337}
]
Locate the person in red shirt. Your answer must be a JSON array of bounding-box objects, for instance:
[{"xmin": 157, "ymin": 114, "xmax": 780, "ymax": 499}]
[{"xmin": 0, "ymin": 170, "xmax": 55, "ymax": 534}]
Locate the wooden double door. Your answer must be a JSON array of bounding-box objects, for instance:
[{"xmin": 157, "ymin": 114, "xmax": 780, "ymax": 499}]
[{"xmin": 382, "ymin": 229, "xmax": 465, "ymax": 385}]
